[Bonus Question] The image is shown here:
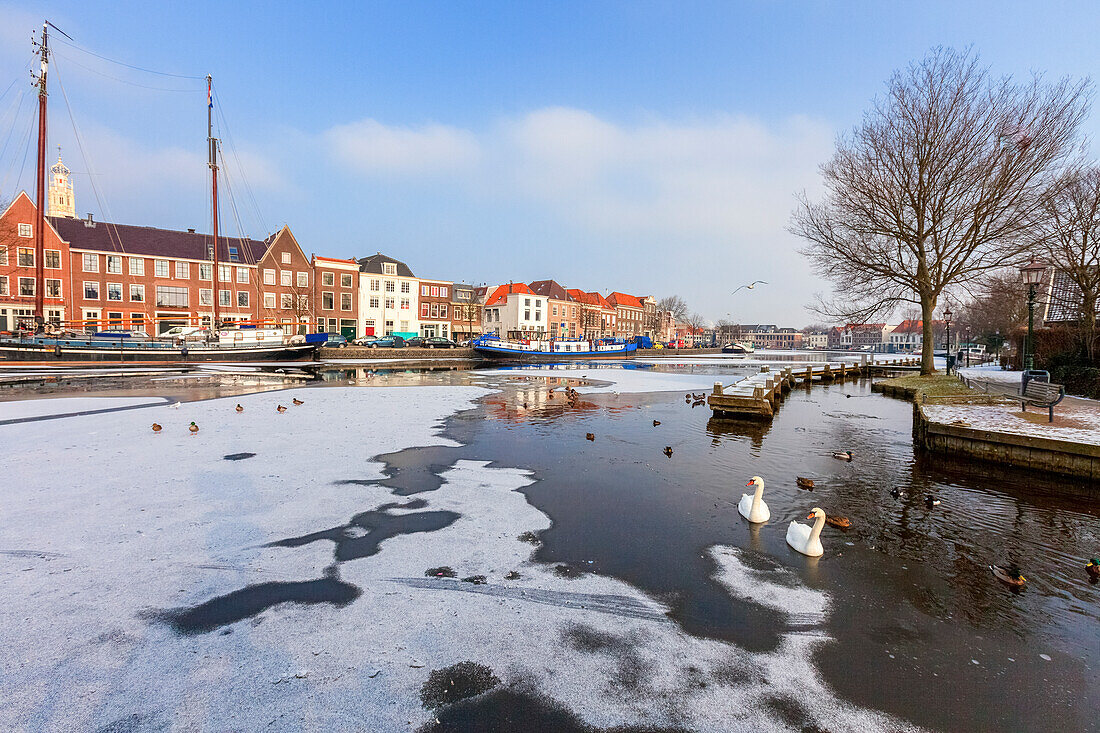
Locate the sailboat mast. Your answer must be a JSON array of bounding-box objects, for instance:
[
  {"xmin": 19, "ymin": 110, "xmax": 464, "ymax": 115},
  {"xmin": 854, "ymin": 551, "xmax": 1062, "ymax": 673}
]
[
  {"xmin": 33, "ymin": 22, "xmax": 48, "ymax": 328},
  {"xmin": 207, "ymin": 75, "xmax": 220, "ymax": 326}
]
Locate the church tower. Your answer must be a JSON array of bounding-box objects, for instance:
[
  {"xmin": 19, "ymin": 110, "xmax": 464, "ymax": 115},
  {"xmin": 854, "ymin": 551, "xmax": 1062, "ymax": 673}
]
[{"xmin": 48, "ymin": 149, "xmax": 75, "ymax": 218}]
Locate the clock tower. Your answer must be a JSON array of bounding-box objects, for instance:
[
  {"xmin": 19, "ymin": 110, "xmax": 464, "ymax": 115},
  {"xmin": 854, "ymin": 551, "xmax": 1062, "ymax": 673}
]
[{"xmin": 47, "ymin": 149, "xmax": 75, "ymax": 219}]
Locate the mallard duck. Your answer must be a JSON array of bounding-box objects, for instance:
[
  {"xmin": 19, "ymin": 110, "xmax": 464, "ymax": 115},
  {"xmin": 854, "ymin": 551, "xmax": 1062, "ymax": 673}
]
[
  {"xmin": 652, "ymin": 420, "xmax": 661, "ymax": 427},
  {"xmin": 151, "ymin": 423, "xmax": 162, "ymax": 433},
  {"xmin": 235, "ymin": 404, "xmax": 243, "ymax": 413},
  {"xmin": 292, "ymin": 398, "xmax": 304, "ymax": 406},
  {"xmin": 990, "ymin": 564, "xmax": 1026, "ymax": 587},
  {"xmin": 832, "ymin": 450, "xmax": 853, "ymax": 461},
  {"xmin": 277, "ymin": 405, "xmax": 288, "ymax": 413},
  {"xmin": 663, "ymin": 446, "xmax": 673, "ymax": 457},
  {"xmin": 1087, "ymin": 558, "xmax": 1100, "ymax": 580},
  {"xmin": 585, "ymin": 433, "xmax": 595, "ymax": 441},
  {"xmin": 890, "ymin": 487, "xmax": 903, "ymax": 499},
  {"xmin": 925, "ymin": 494, "xmax": 940, "ymax": 508},
  {"xmin": 796, "ymin": 477, "xmax": 815, "ymax": 489},
  {"xmin": 692, "ymin": 393, "xmax": 705, "ymax": 400},
  {"xmin": 825, "ymin": 515, "xmax": 851, "ymax": 529},
  {"xmin": 188, "ymin": 422, "xmax": 199, "ymax": 434}
]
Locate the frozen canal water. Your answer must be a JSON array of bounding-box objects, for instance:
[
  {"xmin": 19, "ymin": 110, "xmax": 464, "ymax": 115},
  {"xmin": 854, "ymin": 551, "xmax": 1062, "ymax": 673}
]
[{"xmin": 1, "ymin": 361, "xmax": 1096, "ymax": 731}]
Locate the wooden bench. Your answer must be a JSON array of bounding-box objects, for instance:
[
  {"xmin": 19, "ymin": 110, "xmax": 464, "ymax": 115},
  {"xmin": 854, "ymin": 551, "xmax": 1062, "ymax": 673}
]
[{"xmin": 1021, "ymin": 380, "xmax": 1065, "ymax": 423}]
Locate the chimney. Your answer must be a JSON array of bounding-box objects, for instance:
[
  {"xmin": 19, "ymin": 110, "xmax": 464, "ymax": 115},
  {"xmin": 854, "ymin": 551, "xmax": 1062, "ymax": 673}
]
[
  {"xmin": 187, "ymin": 228, "xmax": 195, "ymax": 234},
  {"xmin": 83, "ymin": 213, "xmax": 95, "ymax": 228}
]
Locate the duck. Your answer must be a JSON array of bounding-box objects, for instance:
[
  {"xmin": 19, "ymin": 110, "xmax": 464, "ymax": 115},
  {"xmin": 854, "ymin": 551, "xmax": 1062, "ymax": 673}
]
[
  {"xmin": 990, "ymin": 564, "xmax": 1026, "ymax": 587},
  {"xmin": 522, "ymin": 402, "xmax": 528, "ymax": 409},
  {"xmin": 738, "ymin": 476, "xmax": 770, "ymax": 523},
  {"xmin": 890, "ymin": 487, "xmax": 902, "ymax": 499},
  {"xmin": 1086, "ymin": 558, "xmax": 1100, "ymax": 581},
  {"xmin": 832, "ymin": 450, "xmax": 853, "ymax": 461},
  {"xmin": 151, "ymin": 423, "xmax": 162, "ymax": 433},
  {"xmin": 663, "ymin": 446, "xmax": 673, "ymax": 458},
  {"xmin": 786, "ymin": 507, "xmax": 826, "ymax": 557},
  {"xmin": 925, "ymin": 494, "xmax": 940, "ymax": 508},
  {"xmin": 292, "ymin": 398, "xmax": 304, "ymax": 406},
  {"xmin": 277, "ymin": 405, "xmax": 288, "ymax": 413},
  {"xmin": 653, "ymin": 420, "xmax": 661, "ymax": 427},
  {"xmin": 692, "ymin": 393, "xmax": 705, "ymax": 401},
  {"xmin": 188, "ymin": 422, "xmax": 199, "ymax": 434},
  {"xmin": 235, "ymin": 404, "xmax": 243, "ymax": 413},
  {"xmin": 825, "ymin": 515, "xmax": 852, "ymax": 529},
  {"xmin": 585, "ymin": 433, "xmax": 595, "ymax": 441},
  {"xmin": 796, "ymin": 477, "xmax": 815, "ymax": 490}
]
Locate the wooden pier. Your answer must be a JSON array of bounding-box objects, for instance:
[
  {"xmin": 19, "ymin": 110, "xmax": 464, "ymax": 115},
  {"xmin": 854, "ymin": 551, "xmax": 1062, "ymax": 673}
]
[{"xmin": 707, "ymin": 356, "xmax": 920, "ymax": 419}]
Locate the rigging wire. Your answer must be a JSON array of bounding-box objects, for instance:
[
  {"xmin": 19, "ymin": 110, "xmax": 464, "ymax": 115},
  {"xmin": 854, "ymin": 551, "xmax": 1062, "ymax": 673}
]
[
  {"xmin": 52, "ymin": 37, "xmax": 205, "ymax": 79},
  {"xmin": 52, "ymin": 56, "xmax": 129, "ymax": 255},
  {"xmin": 51, "ymin": 50, "xmax": 204, "ymax": 93},
  {"xmin": 212, "ymin": 86, "xmax": 268, "ymax": 236},
  {"xmin": 0, "ymin": 90, "xmax": 30, "ymax": 199},
  {"xmin": 7, "ymin": 102, "xmax": 37, "ymax": 204}
]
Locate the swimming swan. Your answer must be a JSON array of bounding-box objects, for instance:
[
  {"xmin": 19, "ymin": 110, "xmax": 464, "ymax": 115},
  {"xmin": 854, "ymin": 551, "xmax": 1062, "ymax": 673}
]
[
  {"xmin": 738, "ymin": 476, "xmax": 770, "ymax": 523},
  {"xmin": 786, "ymin": 507, "xmax": 826, "ymax": 557}
]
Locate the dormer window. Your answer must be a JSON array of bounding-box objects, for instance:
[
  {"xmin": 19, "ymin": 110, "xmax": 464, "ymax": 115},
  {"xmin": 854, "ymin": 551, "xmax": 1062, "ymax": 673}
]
[
  {"xmin": 383, "ymin": 263, "xmax": 397, "ymax": 275},
  {"xmin": 228, "ymin": 246, "xmax": 240, "ymax": 262}
]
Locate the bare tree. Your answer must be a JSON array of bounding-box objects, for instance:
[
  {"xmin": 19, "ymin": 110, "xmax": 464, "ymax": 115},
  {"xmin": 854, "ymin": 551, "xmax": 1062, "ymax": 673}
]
[
  {"xmin": 790, "ymin": 47, "xmax": 1089, "ymax": 374},
  {"xmin": 1033, "ymin": 164, "xmax": 1100, "ymax": 361},
  {"xmin": 684, "ymin": 312, "xmax": 708, "ymax": 345},
  {"xmin": 455, "ymin": 301, "xmax": 481, "ymax": 339},
  {"xmin": 657, "ymin": 295, "xmax": 688, "ymax": 322}
]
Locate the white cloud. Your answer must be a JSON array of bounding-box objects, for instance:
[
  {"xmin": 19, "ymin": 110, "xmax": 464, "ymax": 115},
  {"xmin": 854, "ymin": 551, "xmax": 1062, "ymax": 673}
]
[{"xmin": 324, "ymin": 119, "xmax": 480, "ymax": 176}]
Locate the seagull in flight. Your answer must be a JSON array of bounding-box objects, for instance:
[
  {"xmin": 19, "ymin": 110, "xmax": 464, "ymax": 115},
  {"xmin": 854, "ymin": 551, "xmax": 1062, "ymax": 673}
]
[{"xmin": 732, "ymin": 281, "xmax": 768, "ymax": 294}]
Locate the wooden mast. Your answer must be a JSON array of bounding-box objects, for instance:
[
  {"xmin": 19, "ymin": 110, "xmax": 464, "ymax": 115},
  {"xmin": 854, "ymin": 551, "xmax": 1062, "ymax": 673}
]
[
  {"xmin": 33, "ymin": 22, "xmax": 48, "ymax": 329},
  {"xmin": 207, "ymin": 75, "xmax": 220, "ymax": 326}
]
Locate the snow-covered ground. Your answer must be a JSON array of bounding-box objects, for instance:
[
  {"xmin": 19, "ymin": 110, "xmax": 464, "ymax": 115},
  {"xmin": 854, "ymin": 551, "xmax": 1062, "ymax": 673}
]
[
  {"xmin": 473, "ymin": 365, "xmax": 729, "ymax": 394},
  {"xmin": 923, "ymin": 400, "xmax": 1100, "ymax": 445},
  {"xmin": 1, "ymin": 384, "xmax": 922, "ymax": 731},
  {"xmin": 0, "ymin": 395, "xmax": 172, "ymax": 421}
]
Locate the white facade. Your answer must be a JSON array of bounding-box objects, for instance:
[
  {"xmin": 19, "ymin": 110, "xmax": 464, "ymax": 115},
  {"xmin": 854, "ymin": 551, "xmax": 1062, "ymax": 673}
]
[
  {"xmin": 481, "ymin": 285, "xmax": 546, "ymax": 338},
  {"xmin": 804, "ymin": 332, "xmax": 828, "ymax": 349},
  {"xmin": 357, "ymin": 262, "xmax": 419, "ymax": 337}
]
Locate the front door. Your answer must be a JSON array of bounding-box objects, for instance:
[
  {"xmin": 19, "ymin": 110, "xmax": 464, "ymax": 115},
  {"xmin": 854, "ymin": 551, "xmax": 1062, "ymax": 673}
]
[{"xmin": 340, "ymin": 319, "xmax": 357, "ymax": 339}]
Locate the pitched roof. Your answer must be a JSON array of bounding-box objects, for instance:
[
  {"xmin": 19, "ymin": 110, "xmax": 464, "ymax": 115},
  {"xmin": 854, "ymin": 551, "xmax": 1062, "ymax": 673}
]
[
  {"xmin": 485, "ymin": 282, "xmax": 533, "ymax": 306},
  {"xmin": 47, "ymin": 215, "xmax": 269, "ymax": 263},
  {"xmin": 846, "ymin": 323, "xmax": 886, "ymax": 331},
  {"xmin": 1045, "ymin": 268, "xmax": 1085, "ymax": 323},
  {"xmin": 528, "ymin": 279, "xmax": 570, "ymax": 301},
  {"xmin": 357, "ymin": 252, "xmax": 415, "ymax": 278},
  {"xmin": 607, "ymin": 292, "xmax": 643, "ymax": 309},
  {"xmin": 566, "ymin": 289, "xmax": 613, "ymax": 309}
]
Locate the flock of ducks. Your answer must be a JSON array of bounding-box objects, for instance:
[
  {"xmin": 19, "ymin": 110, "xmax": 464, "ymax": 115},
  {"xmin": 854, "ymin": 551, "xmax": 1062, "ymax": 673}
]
[{"xmin": 152, "ymin": 397, "xmax": 306, "ymax": 434}]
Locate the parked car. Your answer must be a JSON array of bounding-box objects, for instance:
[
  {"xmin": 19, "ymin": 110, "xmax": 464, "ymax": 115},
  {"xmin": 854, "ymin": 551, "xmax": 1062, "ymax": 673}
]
[
  {"xmin": 407, "ymin": 336, "xmax": 458, "ymax": 349},
  {"xmin": 352, "ymin": 336, "xmax": 378, "ymax": 346},
  {"xmin": 667, "ymin": 339, "xmax": 686, "ymax": 349},
  {"xmin": 322, "ymin": 334, "xmax": 348, "ymax": 348},
  {"xmin": 365, "ymin": 336, "xmax": 406, "ymax": 348}
]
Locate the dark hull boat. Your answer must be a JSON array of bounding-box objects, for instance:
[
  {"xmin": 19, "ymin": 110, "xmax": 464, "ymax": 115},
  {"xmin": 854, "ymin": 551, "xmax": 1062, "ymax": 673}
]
[
  {"xmin": 0, "ymin": 336, "xmax": 317, "ymax": 363},
  {"xmin": 472, "ymin": 336, "xmax": 637, "ymax": 362}
]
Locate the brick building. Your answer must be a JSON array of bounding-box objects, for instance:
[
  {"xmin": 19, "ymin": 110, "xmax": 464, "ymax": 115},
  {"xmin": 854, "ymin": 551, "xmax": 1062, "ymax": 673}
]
[
  {"xmin": 607, "ymin": 292, "xmax": 644, "ymax": 339},
  {"xmin": 450, "ymin": 283, "xmax": 482, "ymax": 342},
  {"xmin": 0, "ymin": 193, "xmax": 69, "ymax": 330},
  {"xmin": 418, "ymin": 278, "xmax": 452, "ymax": 339},
  {"xmin": 528, "ymin": 279, "xmax": 579, "ymax": 338},
  {"xmin": 312, "ymin": 255, "xmax": 359, "ymax": 338}
]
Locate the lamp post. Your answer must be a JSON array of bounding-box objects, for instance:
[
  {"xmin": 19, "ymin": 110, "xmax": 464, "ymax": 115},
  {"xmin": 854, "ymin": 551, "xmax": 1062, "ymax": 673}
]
[
  {"xmin": 943, "ymin": 306, "xmax": 952, "ymax": 373},
  {"xmin": 965, "ymin": 326, "xmax": 971, "ymax": 367},
  {"xmin": 1020, "ymin": 259, "xmax": 1045, "ymax": 371}
]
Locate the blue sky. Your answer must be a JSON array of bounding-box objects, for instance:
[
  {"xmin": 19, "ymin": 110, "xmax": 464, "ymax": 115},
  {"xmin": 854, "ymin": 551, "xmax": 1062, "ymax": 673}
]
[{"xmin": 2, "ymin": 1, "xmax": 1098, "ymax": 325}]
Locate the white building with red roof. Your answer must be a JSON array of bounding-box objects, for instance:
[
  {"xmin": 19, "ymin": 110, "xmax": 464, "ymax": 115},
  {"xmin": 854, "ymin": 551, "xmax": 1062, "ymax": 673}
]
[{"xmin": 481, "ymin": 282, "xmax": 547, "ymax": 339}]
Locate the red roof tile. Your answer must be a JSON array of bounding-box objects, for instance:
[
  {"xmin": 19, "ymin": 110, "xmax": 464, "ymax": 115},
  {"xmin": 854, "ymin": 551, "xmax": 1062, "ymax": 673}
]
[
  {"xmin": 485, "ymin": 282, "xmax": 533, "ymax": 306},
  {"xmin": 607, "ymin": 292, "xmax": 643, "ymax": 309}
]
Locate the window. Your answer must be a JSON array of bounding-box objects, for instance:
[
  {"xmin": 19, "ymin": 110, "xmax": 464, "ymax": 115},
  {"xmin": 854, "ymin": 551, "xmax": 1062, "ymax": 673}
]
[
  {"xmin": 105, "ymin": 255, "xmax": 121, "ymax": 274},
  {"xmin": 0, "ymin": 249, "xmax": 6, "ymax": 266},
  {"xmin": 199, "ymin": 289, "xmax": 213, "ymax": 305},
  {"xmin": 19, "ymin": 277, "xmax": 35, "ymax": 296},
  {"xmin": 370, "ymin": 279, "xmax": 380, "ymax": 291},
  {"xmin": 107, "ymin": 283, "xmax": 122, "ymax": 301},
  {"xmin": 280, "ymin": 270, "xmax": 291, "ymax": 286},
  {"xmin": 130, "ymin": 313, "xmax": 145, "ymax": 331},
  {"xmin": 0, "ymin": 276, "xmax": 6, "ymax": 295},
  {"xmin": 385, "ymin": 280, "xmax": 395, "ymax": 293},
  {"xmin": 400, "ymin": 320, "xmax": 409, "ymax": 332},
  {"xmin": 281, "ymin": 293, "xmax": 293, "ymax": 309},
  {"xmin": 440, "ymin": 303, "xmax": 448, "ymax": 318},
  {"xmin": 431, "ymin": 302, "xmax": 440, "ymax": 318},
  {"xmin": 524, "ymin": 310, "xmax": 531, "ymax": 320},
  {"xmin": 129, "ymin": 258, "xmax": 144, "ymax": 276},
  {"xmin": 236, "ymin": 268, "xmax": 248, "ymax": 283},
  {"xmin": 263, "ymin": 269, "xmax": 276, "ymax": 285},
  {"xmin": 341, "ymin": 273, "xmax": 353, "ymax": 288},
  {"xmin": 369, "ymin": 296, "xmax": 380, "ymax": 308},
  {"xmin": 219, "ymin": 290, "xmax": 231, "ymax": 306},
  {"xmin": 535, "ymin": 310, "xmax": 541, "ymax": 321},
  {"xmin": 401, "ymin": 281, "xmax": 411, "ymax": 294},
  {"xmin": 281, "ymin": 252, "xmax": 291, "ymax": 264},
  {"xmin": 421, "ymin": 302, "xmax": 430, "ymax": 318},
  {"xmin": 199, "ymin": 264, "xmax": 212, "ymax": 280},
  {"xmin": 296, "ymin": 272, "xmax": 308, "ymax": 287},
  {"xmin": 385, "ymin": 297, "xmax": 395, "ymax": 309},
  {"xmin": 219, "ymin": 265, "xmax": 231, "ymax": 282},
  {"xmin": 154, "ymin": 260, "xmax": 169, "ymax": 277},
  {"xmin": 44, "ymin": 250, "xmax": 60, "ymax": 268},
  {"xmin": 17, "ymin": 247, "xmax": 34, "ymax": 267},
  {"xmin": 237, "ymin": 291, "xmax": 249, "ymax": 307},
  {"xmin": 18, "ymin": 223, "xmax": 32, "ymax": 238},
  {"xmin": 264, "ymin": 292, "xmax": 276, "ymax": 308},
  {"xmin": 175, "ymin": 261, "xmax": 189, "ymax": 279},
  {"xmin": 130, "ymin": 284, "xmax": 144, "ymax": 302},
  {"xmin": 84, "ymin": 281, "xmax": 99, "ymax": 299},
  {"xmin": 385, "ymin": 320, "xmax": 394, "ymax": 334},
  {"xmin": 440, "ymin": 287, "xmax": 448, "ymax": 298},
  {"xmin": 228, "ymin": 246, "xmax": 239, "ymax": 262},
  {"xmin": 383, "ymin": 263, "xmax": 396, "ymax": 275},
  {"xmin": 83, "ymin": 253, "xmax": 98, "ymax": 272},
  {"xmin": 400, "ymin": 298, "xmax": 410, "ymax": 310},
  {"xmin": 156, "ymin": 286, "xmax": 189, "ymax": 307},
  {"xmin": 341, "ymin": 293, "xmax": 352, "ymax": 311},
  {"xmin": 524, "ymin": 298, "xmax": 531, "ymax": 307},
  {"xmin": 421, "ymin": 284, "xmax": 430, "ymax": 296},
  {"xmin": 322, "ymin": 272, "xmax": 334, "ymax": 287},
  {"xmin": 430, "ymin": 286, "xmax": 439, "ymax": 297},
  {"xmin": 322, "ymin": 292, "xmax": 334, "ymax": 310},
  {"xmin": 107, "ymin": 312, "xmax": 123, "ymax": 327}
]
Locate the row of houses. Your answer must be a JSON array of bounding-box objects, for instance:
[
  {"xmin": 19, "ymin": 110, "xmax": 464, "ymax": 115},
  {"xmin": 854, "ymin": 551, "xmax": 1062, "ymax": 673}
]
[{"xmin": 0, "ymin": 165, "xmax": 659, "ymax": 341}]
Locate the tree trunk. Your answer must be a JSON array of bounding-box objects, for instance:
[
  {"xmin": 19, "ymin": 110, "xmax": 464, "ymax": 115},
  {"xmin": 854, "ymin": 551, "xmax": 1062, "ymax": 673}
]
[
  {"xmin": 920, "ymin": 294, "xmax": 937, "ymax": 375},
  {"xmin": 1082, "ymin": 292, "xmax": 1097, "ymax": 363}
]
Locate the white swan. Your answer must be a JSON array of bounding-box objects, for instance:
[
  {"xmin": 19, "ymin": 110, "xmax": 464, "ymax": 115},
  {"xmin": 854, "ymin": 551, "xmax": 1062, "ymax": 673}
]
[
  {"xmin": 738, "ymin": 476, "xmax": 770, "ymax": 523},
  {"xmin": 786, "ymin": 507, "xmax": 826, "ymax": 557}
]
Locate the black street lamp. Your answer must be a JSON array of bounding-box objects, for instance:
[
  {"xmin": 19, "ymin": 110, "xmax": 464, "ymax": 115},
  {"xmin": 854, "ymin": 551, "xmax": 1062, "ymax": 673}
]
[
  {"xmin": 965, "ymin": 325, "xmax": 971, "ymax": 367},
  {"xmin": 1020, "ymin": 259, "xmax": 1046, "ymax": 371},
  {"xmin": 943, "ymin": 305, "xmax": 952, "ymax": 372}
]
